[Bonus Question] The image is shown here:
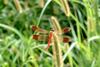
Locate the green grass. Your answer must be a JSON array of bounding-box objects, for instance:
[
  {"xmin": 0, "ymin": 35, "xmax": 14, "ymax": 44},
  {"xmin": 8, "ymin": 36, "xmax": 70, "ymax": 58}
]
[{"xmin": 0, "ymin": 0, "xmax": 100, "ymax": 67}]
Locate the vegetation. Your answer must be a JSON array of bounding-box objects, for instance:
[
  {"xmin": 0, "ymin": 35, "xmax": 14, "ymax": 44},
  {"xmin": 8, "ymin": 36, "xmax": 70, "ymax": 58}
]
[{"xmin": 0, "ymin": 0, "xmax": 100, "ymax": 67}]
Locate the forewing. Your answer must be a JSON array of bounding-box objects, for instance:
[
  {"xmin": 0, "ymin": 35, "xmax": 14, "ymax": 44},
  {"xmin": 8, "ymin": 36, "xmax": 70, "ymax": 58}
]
[
  {"xmin": 32, "ymin": 25, "xmax": 48, "ymax": 33},
  {"xmin": 32, "ymin": 34, "xmax": 48, "ymax": 42},
  {"xmin": 62, "ymin": 27, "xmax": 70, "ymax": 33}
]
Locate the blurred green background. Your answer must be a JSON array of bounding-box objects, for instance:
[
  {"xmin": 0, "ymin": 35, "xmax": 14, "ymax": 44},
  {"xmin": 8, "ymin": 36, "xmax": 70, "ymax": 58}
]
[{"xmin": 0, "ymin": 0, "xmax": 100, "ymax": 67}]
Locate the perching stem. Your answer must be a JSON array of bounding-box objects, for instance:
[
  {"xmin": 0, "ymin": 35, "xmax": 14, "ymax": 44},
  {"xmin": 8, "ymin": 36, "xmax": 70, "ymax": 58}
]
[
  {"xmin": 52, "ymin": 32, "xmax": 63, "ymax": 67},
  {"xmin": 50, "ymin": 16, "xmax": 63, "ymax": 67}
]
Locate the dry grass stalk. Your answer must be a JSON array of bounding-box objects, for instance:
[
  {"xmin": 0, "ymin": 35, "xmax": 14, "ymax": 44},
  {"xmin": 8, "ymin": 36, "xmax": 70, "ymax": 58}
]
[
  {"xmin": 50, "ymin": 16, "xmax": 63, "ymax": 67},
  {"xmin": 13, "ymin": 0, "xmax": 22, "ymax": 13},
  {"xmin": 52, "ymin": 32, "xmax": 63, "ymax": 67},
  {"xmin": 60, "ymin": 0, "xmax": 70, "ymax": 16},
  {"xmin": 24, "ymin": 0, "xmax": 29, "ymax": 9},
  {"xmin": 39, "ymin": 0, "xmax": 45, "ymax": 8},
  {"xmin": 3, "ymin": 0, "xmax": 8, "ymax": 5},
  {"xmin": 50, "ymin": 16, "xmax": 62, "ymax": 34}
]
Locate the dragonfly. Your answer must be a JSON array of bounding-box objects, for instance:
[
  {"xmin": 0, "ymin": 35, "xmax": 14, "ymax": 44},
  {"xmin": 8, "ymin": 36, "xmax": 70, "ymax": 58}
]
[{"xmin": 32, "ymin": 25, "xmax": 71, "ymax": 49}]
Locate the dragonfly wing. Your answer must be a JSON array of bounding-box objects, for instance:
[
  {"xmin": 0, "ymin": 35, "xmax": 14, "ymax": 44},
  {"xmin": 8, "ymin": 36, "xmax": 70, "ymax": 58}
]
[
  {"xmin": 62, "ymin": 27, "xmax": 71, "ymax": 33},
  {"xmin": 62, "ymin": 36, "xmax": 71, "ymax": 43},
  {"xmin": 32, "ymin": 25, "xmax": 48, "ymax": 33},
  {"xmin": 32, "ymin": 25, "xmax": 38, "ymax": 31},
  {"xmin": 33, "ymin": 34, "xmax": 48, "ymax": 42}
]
